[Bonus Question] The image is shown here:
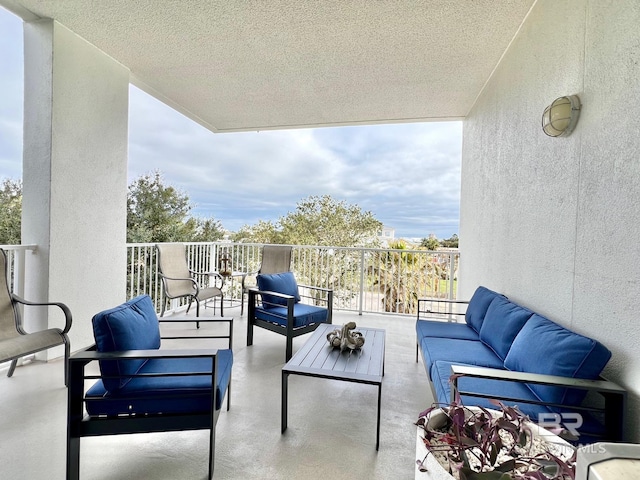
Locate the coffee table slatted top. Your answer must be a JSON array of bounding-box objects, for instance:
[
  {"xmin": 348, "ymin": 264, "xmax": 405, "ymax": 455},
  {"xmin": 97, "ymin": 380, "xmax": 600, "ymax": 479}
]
[{"xmin": 283, "ymin": 323, "xmax": 385, "ymax": 384}]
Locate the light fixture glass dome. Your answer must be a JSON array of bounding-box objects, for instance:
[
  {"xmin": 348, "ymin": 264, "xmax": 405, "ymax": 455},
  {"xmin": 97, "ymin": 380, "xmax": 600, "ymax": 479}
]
[{"xmin": 542, "ymin": 95, "xmax": 581, "ymax": 137}]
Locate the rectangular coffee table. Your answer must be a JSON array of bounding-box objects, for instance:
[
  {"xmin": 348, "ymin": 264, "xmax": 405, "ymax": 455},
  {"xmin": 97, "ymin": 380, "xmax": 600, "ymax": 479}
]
[{"xmin": 281, "ymin": 323, "xmax": 386, "ymax": 450}]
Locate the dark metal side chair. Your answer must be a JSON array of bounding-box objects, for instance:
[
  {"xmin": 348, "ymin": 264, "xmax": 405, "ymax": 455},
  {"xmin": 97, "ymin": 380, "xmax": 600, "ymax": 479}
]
[
  {"xmin": 156, "ymin": 243, "xmax": 224, "ymax": 325},
  {"xmin": 0, "ymin": 248, "xmax": 72, "ymax": 385}
]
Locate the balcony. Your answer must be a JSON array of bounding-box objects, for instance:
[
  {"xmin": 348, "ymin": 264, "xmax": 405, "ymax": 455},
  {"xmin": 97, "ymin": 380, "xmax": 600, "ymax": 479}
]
[{"xmin": 0, "ymin": 242, "xmax": 452, "ymax": 479}]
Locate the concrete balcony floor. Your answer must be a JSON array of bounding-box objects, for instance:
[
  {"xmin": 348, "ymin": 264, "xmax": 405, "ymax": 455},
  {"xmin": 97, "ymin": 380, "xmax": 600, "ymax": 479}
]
[{"xmin": 0, "ymin": 309, "xmax": 432, "ymax": 479}]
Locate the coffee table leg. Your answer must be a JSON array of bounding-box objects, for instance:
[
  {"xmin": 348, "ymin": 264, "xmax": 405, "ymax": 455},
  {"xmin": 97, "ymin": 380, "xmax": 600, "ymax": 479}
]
[
  {"xmin": 376, "ymin": 382, "xmax": 382, "ymax": 450},
  {"xmin": 281, "ymin": 370, "xmax": 289, "ymax": 433}
]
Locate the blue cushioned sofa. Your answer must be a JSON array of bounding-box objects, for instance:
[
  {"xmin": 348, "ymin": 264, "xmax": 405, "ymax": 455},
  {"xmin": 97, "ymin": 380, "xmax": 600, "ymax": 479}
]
[
  {"xmin": 416, "ymin": 286, "xmax": 627, "ymax": 442},
  {"xmin": 66, "ymin": 295, "xmax": 233, "ymax": 480}
]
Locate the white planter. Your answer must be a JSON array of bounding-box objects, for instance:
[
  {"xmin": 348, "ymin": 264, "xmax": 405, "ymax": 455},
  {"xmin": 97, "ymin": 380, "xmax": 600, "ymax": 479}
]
[{"xmin": 414, "ymin": 408, "xmax": 574, "ymax": 480}]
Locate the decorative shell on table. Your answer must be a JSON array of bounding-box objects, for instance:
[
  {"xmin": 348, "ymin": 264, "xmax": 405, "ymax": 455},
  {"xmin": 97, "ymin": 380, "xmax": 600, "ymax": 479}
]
[{"xmin": 326, "ymin": 322, "xmax": 365, "ymax": 351}]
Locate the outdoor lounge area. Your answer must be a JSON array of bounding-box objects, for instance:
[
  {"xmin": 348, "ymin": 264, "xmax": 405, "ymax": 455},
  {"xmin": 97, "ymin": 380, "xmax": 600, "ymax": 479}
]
[
  {"xmin": 1, "ymin": 1, "xmax": 640, "ymax": 478},
  {"xmin": 0, "ymin": 308, "xmax": 427, "ymax": 479}
]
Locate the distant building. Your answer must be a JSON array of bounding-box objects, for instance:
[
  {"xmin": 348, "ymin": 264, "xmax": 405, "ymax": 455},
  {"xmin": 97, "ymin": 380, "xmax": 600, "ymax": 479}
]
[{"xmin": 377, "ymin": 226, "xmax": 395, "ymax": 246}]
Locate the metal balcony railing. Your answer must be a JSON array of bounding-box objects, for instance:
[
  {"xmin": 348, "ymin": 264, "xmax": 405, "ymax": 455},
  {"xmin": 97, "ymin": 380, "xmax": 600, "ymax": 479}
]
[{"xmin": 127, "ymin": 242, "xmax": 459, "ymax": 316}]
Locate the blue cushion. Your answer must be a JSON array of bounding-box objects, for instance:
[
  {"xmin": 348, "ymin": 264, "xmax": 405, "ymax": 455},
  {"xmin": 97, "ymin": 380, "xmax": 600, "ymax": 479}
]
[
  {"xmin": 257, "ymin": 272, "xmax": 301, "ymax": 309},
  {"xmin": 465, "ymin": 286, "xmax": 505, "ymax": 334},
  {"xmin": 419, "ymin": 337, "xmax": 504, "ymax": 379},
  {"xmin": 85, "ymin": 349, "xmax": 233, "ymax": 416},
  {"xmin": 430, "ymin": 360, "xmax": 554, "ymax": 420},
  {"xmin": 255, "ymin": 303, "xmax": 328, "ymax": 328},
  {"xmin": 416, "ymin": 319, "xmax": 479, "ymax": 341},
  {"xmin": 504, "ymin": 314, "xmax": 612, "ymax": 406},
  {"xmin": 92, "ymin": 295, "xmax": 161, "ymax": 391},
  {"xmin": 479, "ymin": 297, "xmax": 533, "ymax": 360}
]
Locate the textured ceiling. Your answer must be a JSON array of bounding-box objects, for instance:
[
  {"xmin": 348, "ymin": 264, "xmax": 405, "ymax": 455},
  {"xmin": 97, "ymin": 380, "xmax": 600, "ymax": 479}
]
[{"xmin": 3, "ymin": 0, "xmax": 536, "ymax": 132}]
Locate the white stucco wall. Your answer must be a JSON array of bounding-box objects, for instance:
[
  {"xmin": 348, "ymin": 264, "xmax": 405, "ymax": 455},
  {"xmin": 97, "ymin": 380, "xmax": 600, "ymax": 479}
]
[
  {"xmin": 460, "ymin": 0, "xmax": 640, "ymax": 441},
  {"xmin": 22, "ymin": 20, "xmax": 129, "ymax": 355}
]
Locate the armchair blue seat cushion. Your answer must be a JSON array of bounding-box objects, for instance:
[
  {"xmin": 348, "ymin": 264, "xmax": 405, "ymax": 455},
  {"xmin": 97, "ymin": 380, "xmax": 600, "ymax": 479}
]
[
  {"xmin": 464, "ymin": 286, "xmax": 505, "ymax": 333},
  {"xmin": 255, "ymin": 303, "xmax": 329, "ymax": 328},
  {"xmin": 92, "ymin": 295, "xmax": 161, "ymax": 390},
  {"xmin": 84, "ymin": 349, "xmax": 233, "ymax": 415},
  {"xmin": 504, "ymin": 314, "xmax": 612, "ymax": 406},
  {"xmin": 257, "ymin": 272, "xmax": 301, "ymax": 308},
  {"xmin": 479, "ymin": 297, "xmax": 533, "ymax": 360}
]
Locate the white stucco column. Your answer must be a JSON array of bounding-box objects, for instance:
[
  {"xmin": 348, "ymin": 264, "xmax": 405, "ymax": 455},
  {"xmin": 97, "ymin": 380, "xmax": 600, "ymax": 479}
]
[{"xmin": 22, "ymin": 19, "xmax": 129, "ymax": 356}]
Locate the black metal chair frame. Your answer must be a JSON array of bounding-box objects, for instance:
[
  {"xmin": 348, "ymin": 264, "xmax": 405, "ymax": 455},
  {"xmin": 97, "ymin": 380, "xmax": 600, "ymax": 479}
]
[
  {"xmin": 247, "ymin": 285, "xmax": 332, "ymax": 361},
  {"xmin": 66, "ymin": 316, "xmax": 233, "ymax": 480},
  {"xmin": 0, "ymin": 248, "xmax": 72, "ymax": 385}
]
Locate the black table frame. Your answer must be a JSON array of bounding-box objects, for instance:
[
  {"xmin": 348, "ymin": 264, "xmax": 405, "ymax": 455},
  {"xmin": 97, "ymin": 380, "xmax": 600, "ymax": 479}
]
[{"xmin": 281, "ymin": 323, "xmax": 385, "ymax": 450}]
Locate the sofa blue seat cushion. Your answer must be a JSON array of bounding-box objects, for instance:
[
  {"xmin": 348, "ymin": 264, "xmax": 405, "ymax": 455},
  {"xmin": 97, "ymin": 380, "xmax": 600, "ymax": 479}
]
[
  {"xmin": 85, "ymin": 349, "xmax": 233, "ymax": 416},
  {"xmin": 504, "ymin": 314, "xmax": 612, "ymax": 407},
  {"xmin": 430, "ymin": 360, "xmax": 553, "ymax": 421},
  {"xmin": 465, "ymin": 286, "xmax": 506, "ymax": 334},
  {"xmin": 256, "ymin": 272, "xmax": 301, "ymax": 308},
  {"xmin": 416, "ymin": 319, "xmax": 479, "ymax": 341},
  {"xmin": 420, "ymin": 337, "xmax": 504, "ymax": 379},
  {"xmin": 255, "ymin": 303, "xmax": 329, "ymax": 328},
  {"xmin": 92, "ymin": 295, "xmax": 161, "ymax": 391},
  {"xmin": 479, "ymin": 297, "xmax": 533, "ymax": 360}
]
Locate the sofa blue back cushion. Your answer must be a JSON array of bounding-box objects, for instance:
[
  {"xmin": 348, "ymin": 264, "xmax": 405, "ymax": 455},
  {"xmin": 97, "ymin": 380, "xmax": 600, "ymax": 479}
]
[
  {"xmin": 465, "ymin": 286, "xmax": 505, "ymax": 333},
  {"xmin": 479, "ymin": 297, "xmax": 533, "ymax": 360},
  {"xmin": 92, "ymin": 295, "xmax": 161, "ymax": 391},
  {"xmin": 504, "ymin": 314, "xmax": 612, "ymax": 406},
  {"xmin": 257, "ymin": 271, "xmax": 300, "ymax": 308}
]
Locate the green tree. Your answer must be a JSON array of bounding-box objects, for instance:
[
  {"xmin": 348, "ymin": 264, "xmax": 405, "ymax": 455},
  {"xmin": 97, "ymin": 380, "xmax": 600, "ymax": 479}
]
[
  {"xmin": 235, "ymin": 195, "xmax": 382, "ymax": 247},
  {"xmin": 127, "ymin": 171, "xmax": 223, "ymax": 243},
  {"xmin": 420, "ymin": 236, "xmax": 440, "ymax": 250},
  {"xmin": 0, "ymin": 178, "xmax": 22, "ymax": 244},
  {"xmin": 440, "ymin": 234, "xmax": 459, "ymax": 248}
]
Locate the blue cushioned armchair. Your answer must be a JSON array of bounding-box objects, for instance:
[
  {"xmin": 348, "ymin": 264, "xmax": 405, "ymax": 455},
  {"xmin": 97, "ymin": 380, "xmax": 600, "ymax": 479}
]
[
  {"xmin": 66, "ymin": 295, "xmax": 233, "ymax": 480},
  {"xmin": 247, "ymin": 272, "xmax": 332, "ymax": 361}
]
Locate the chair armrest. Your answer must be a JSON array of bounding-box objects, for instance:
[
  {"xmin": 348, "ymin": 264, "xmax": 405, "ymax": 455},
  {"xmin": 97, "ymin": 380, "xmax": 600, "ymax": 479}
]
[
  {"xmin": 417, "ymin": 298, "xmax": 468, "ymax": 321},
  {"xmin": 159, "ymin": 316, "xmax": 233, "ymax": 349},
  {"xmin": 450, "ymin": 364, "xmax": 626, "ymax": 394},
  {"xmin": 189, "ymin": 269, "xmax": 224, "ymax": 281},
  {"xmin": 71, "ymin": 347, "xmax": 222, "ymax": 362},
  {"xmin": 449, "ymin": 364, "xmax": 627, "ymax": 441},
  {"xmin": 297, "ymin": 284, "xmax": 333, "ymax": 293},
  {"xmin": 11, "ymin": 293, "xmax": 73, "ymax": 334}
]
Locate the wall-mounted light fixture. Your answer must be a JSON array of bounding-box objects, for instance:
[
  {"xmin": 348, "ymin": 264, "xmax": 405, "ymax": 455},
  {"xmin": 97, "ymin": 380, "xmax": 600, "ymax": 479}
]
[{"xmin": 541, "ymin": 95, "xmax": 581, "ymax": 137}]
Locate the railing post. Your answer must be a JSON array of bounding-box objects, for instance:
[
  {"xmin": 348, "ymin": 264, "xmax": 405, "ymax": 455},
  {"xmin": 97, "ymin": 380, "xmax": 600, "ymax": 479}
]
[
  {"xmin": 448, "ymin": 252, "xmax": 456, "ymax": 300},
  {"xmin": 358, "ymin": 248, "xmax": 365, "ymax": 315}
]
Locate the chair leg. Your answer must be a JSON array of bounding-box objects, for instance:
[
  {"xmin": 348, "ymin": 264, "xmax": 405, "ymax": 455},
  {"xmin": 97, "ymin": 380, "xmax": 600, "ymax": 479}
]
[
  {"xmin": 220, "ymin": 295, "xmax": 224, "ymax": 317},
  {"xmin": 64, "ymin": 338, "xmax": 71, "ymax": 387},
  {"xmin": 7, "ymin": 358, "xmax": 17, "ymax": 378},
  {"xmin": 195, "ymin": 299, "xmax": 200, "ymax": 329},
  {"xmin": 160, "ymin": 298, "xmax": 166, "ymax": 317},
  {"xmin": 285, "ymin": 336, "xmax": 293, "ymax": 362},
  {"xmin": 208, "ymin": 419, "xmax": 216, "ymax": 480}
]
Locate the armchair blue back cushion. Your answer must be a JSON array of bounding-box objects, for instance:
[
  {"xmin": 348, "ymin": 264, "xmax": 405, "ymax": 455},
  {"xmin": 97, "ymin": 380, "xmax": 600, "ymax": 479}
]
[
  {"xmin": 92, "ymin": 295, "xmax": 161, "ymax": 391},
  {"xmin": 465, "ymin": 286, "xmax": 505, "ymax": 334},
  {"xmin": 257, "ymin": 271, "xmax": 301, "ymax": 308}
]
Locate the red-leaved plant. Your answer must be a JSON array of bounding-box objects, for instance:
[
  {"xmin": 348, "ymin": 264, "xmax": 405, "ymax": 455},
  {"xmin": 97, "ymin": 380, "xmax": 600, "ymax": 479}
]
[{"xmin": 415, "ymin": 398, "xmax": 576, "ymax": 480}]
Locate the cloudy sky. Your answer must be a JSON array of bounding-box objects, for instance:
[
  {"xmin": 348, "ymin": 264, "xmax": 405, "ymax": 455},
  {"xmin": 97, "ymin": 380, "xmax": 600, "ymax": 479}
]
[{"xmin": 0, "ymin": 7, "xmax": 462, "ymax": 241}]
